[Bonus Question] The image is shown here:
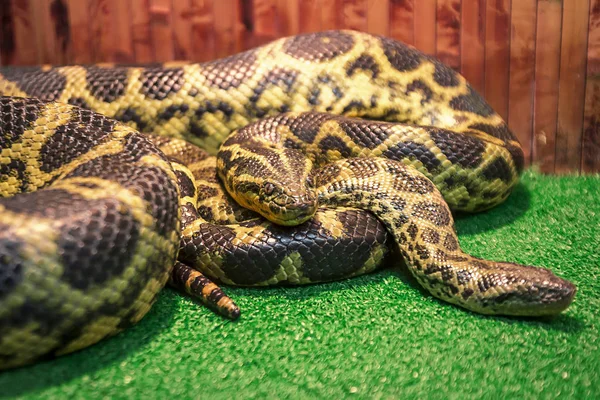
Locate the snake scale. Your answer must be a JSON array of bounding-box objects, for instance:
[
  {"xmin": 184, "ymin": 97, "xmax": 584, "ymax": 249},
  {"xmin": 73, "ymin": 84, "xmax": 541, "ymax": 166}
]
[{"xmin": 0, "ymin": 30, "xmax": 576, "ymax": 369}]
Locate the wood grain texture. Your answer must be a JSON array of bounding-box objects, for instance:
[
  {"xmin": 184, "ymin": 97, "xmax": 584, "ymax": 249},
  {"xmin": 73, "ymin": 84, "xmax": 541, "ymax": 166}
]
[
  {"xmin": 414, "ymin": 0, "xmax": 436, "ymax": 55},
  {"xmin": 321, "ymin": 0, "xmax": 343, "ymax": 30},
  {"xmin": 367, "ymin": 0, "xmax": 389, "ymax": 36},
  {"xmin": 88, "ymin": 0, "xmax": 129, "ymax": 63},
  {"xmin": 583, "ymin": 0, "xmax": 600, "ymax": 173},
  {"xmin": 130, "ymin": 0, "xmax": 153, "ymax": 63},
  {"xmin": 460, "ymin": 0, "xmax": 485, "ymax": 94},
  {"xmin": 67, "ymin": 0, "xmax": 92, "ymax": 64},
  {"xmin": 0, "ymin": 0, "xmax": 597, "ymax": 174},
  {"xmin": 172, "ymin": 0, "xmax": 193, "ymax": 61},
  {"xmin": 298, "ymin": 0, "xmax": 322, "ymax": 32},
  {"xmin": 214, "ymin": 0, "xmax": 239, "ymax": 58},
  {"xmin": 0, "ymin": 1, "xmax": 14, "ymax": 65},
  {"xmin": 110, "ymin": 0, "xmax": 134, "ymax": 63},
  {"xmin": 507, "ymin": 0, "xmax": 536, "ymax": 166},
  {"xmin": 436, "ymin": 0, "xmax": 460, "ymax": 69},
  {"xmin": 277, "ymin": 0, "xmax": 300, "ymax": 36},
  {"xmin": 533, "ymin": 0, "xmax": 562, "ymax": 174},
  {"xmin": 30, "ymin": 0, "xmax": 53, "ymax": 64},
  {"xmin": 4, "ymin": 0, "xmax": 36, "ymax": 65},
  {"xmin": 484, "ymin": 0, "xmax": 511, "ymax": 121},
  {"xmin": 389, "ymin": 0, "xmax": 414, "ymax": 45},
  {"xmin": 149, "ymin": 0, "xmax": 174, "ymax": 61},
  {"xmin": 343, "ymin": 0, "xmax": 368, "ymax": 31},
  {"xmin": 252, "ymin": 0, "xmax": 277, "ymax": 44},
  {"xmin": 556, "ymin": 0, "xmax": 589, "ymax": 174}
]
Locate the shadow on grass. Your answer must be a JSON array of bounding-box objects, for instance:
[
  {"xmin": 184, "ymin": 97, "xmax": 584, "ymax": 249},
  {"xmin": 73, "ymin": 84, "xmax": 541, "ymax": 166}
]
[
  {"xmin": 454, "ymin": 182, "xmax": 531, "ymax": 235},
  {"xmin": 453, "ymin": 182, "xmax": 532, "ymax": 236},
  {"xmin": 0, "ymin": 290, "xmax": 180, "ymax": 399},
  {"xmin": 226, "ymin": 256, "xmax": 584, "ymax": 334}
]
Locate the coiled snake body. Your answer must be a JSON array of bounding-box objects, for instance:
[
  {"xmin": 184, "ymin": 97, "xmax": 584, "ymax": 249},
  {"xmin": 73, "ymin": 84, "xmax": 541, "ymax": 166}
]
[{"xmin": 0, "ymin": 31, "xmax": 576, "ymax": 369}]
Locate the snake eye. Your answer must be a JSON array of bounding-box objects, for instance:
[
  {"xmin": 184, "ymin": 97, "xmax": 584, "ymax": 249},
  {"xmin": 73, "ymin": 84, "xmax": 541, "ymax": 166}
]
[
  {"xmin": 263, "ymin": 182, "xmax": 275, "ymax": 196},
  {"xmin": 306, "ymin": 175, "xmax": 315, "ymax": 188}
]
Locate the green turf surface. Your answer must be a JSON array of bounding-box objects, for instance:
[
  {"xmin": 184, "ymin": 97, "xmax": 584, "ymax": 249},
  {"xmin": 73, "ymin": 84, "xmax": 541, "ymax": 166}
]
[{"xmin": 1, "ymin": 171, "xmax": 599, "ymax": 399}]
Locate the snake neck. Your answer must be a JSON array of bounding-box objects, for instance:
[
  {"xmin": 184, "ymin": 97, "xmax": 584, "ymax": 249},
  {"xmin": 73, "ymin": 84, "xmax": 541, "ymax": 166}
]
[{"xmin": 315, "ymin": 158, "xmax": 576, "ymax": 316}]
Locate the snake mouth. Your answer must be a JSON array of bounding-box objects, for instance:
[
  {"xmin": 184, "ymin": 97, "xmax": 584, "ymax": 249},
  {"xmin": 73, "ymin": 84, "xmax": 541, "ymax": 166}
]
[
  {"xmin": 534, "ymin": 279, "xmax": 577, "ymax": 316},
  {"xmin": 264, "ymin": 194, "xmax": 318, "ymax": 226},
  {"xmin": 485, "ymin": 276, "xmax": 577, "ymax": 317}
]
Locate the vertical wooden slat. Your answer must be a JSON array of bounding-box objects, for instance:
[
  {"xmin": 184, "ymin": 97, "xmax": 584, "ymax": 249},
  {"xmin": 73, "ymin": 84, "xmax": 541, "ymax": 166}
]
[
  {"xmin": 130, "ymin": 0, "xmax": 154, "ymax": 63},
  {"xmin": 88, "ymin": 0, "xmax": 104, "ymax": 62},
  {"xmin": 555, "ymin": 0, "xmax": 589, "ymax": 174},
  {"xmin": 112, "ymin": 0, "xmax": 134, "ymax": 62},
  {"xmin": 172, "ymin": 0, "xmax": 193, "ymax": 60},
  {"xmin": 436, "ymin": 0, "xmax": 460, "ymax": 69},
  {"xmin": 67, "ymin": 0, "xmax": 92, "ymax": 64},
  {"xmin": 31, "ymin": 0, "xmax": 54, "ymax": 64},
  {"xmin": 88, "ymin": 0, "xmax": 112, "ymax": 63},
  {"xmin": 49, "ymin": 0, "xmax": 71, "ymax": 64},
  {"xmin": 367, "ymin": 0, "xmax": 389, "ymax": 36},
  {"xmin": 0, "ymin": 1, "xmax": 14, "ymax": 65},
  {"xmin": 507, "ymin": 0, "xmax": 536, "ymax": 166},
  {"xmin": 460, "ymin": 0, "xmax": 485, "ymax": 94},
  {"xmin": 149, "ymin": 0, "xmax": 174, "ymax": 62},
  {"xmin": 253, "ymin": 0, "xmax": 278, "ymax": 45},
  {"xmin": 5, "ymin": 0, "xmax": 71, "ymax": 65},
  {"xmin": 298, "ymin": 0, "xmax": 322, "ymax": 33},
  {"xmin": 414, "ymin": 0, "xmax": 436, "ymax": 55},
  {"xmin": 189, "ymin": 0, "xmax": 215, "ymax": 62},
  {"xmin": 532, "ymin": 0, "xmax": 562, "ymax": 173},
  {"xmin": 582, "ymin": 0, "xmax": 600, "ymax": 173},
  {"xmin": 321, "ymin": 0, "xmax": 342, "ymax": 30},
  {"xmin": 7, "ymin": 0, "xmax": 38, "ymax": 65},
  {"xmin": 88, "ymin": 0, "xmax": 134, "ymax": 63},
  {"xmin": 389, "ymin": 0, "xmax": 414, "ymax": 45},
  {"xmin": 342, "ymin": 0, "xmax": 368, "ymax": 31},
  {"xmin": 213, "ymin": 0, "xmax": 237, "ymax": 58},
  {"xmin": 231, "ymin": 4, "xmax": 243, "ymax": 54},
  {"xmin": 232, "ymin": 0, "xmax": 244, "ymax": 53},
  {"xmin": 277, "ymin": 0, "xmax": 299, "ymax": 36},
  {"xmin": 484, "ymin": 0, "xmax": 511, "ymax": 121}
]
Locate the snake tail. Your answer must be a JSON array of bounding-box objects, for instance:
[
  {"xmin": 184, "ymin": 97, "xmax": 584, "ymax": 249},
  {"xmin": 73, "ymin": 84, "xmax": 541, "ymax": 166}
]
[{"xmin": 169, "ymin": 262, "xmax": 240, "ymax": 320}]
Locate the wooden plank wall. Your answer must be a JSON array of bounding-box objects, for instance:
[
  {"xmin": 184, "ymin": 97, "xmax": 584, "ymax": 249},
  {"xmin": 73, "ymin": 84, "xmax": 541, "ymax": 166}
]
[{"xmin": 0, "ymin": 0, "xmax": 598, "ymax": 174}]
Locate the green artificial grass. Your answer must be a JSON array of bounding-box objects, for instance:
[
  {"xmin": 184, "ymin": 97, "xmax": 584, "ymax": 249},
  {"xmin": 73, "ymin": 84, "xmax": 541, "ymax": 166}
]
[{"xmin": 1, "ymin": 171, "xmax": 599, "ymax": 399}]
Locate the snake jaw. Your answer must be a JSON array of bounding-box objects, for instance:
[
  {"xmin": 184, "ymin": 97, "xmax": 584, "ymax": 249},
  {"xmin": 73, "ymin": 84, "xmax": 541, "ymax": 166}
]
[
  {"xmin": 267, "ymin": 192, "xmax": 318, "ymax": 226},
  {"xmin": 470, "ymin": 265, "xmax": 577, "ymax": 317},
  {"xmin": 516, "ymin": 276, "xmax": 577, "ymax": 316}
]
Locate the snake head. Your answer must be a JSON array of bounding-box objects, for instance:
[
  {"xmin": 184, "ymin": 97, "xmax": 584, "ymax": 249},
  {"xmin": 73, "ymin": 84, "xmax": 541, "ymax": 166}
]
[
  {"xmin": 466, "ymin": 261, "xmax": 577, "ymax": 317},
  {"xmin": 233, "ymin": 176, "xmax": 318, "ymax": 226},
  {"xmin": 251, "ymin": 177, "xmax": 318, "ymax": 225},
  {"xmin": 221, "ymin": 146, "xmax": 318, "ymax": 226}
]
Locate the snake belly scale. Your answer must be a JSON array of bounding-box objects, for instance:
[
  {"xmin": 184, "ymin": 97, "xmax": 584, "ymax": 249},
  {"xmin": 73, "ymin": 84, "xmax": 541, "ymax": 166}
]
[{"xmin": 0, "ymin": 30, "xmax": 576, "ymax": 369}]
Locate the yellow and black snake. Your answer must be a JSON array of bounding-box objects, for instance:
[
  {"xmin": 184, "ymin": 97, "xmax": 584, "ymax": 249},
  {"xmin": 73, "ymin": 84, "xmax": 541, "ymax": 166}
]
[{"xmin": 0, "ymin": 30, "xmax": 576, "ymax": 369}]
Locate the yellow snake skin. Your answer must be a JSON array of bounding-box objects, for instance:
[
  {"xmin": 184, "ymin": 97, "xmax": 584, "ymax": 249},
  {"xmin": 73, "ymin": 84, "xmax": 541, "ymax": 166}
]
[{"xmin": 0, "ymin": 30, "xmax": 576, "ymax": 369}]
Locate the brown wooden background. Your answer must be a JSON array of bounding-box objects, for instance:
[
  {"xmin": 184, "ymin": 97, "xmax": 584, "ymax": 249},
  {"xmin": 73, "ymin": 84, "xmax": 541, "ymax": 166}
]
[{"xmin": 0, "ymin": 0, "xmax": 599, "ymax": 174}]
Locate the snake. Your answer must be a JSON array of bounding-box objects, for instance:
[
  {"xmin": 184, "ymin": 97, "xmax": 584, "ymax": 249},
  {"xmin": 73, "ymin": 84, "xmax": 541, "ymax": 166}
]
[{"xmin": 0, "ymin": 30, "xmax": 576, "ymax": 369}]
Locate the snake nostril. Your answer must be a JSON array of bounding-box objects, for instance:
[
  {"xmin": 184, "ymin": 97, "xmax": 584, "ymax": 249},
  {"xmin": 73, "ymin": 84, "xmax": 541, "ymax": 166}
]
[
  {"xmin": 272, "ymin": 195, "xmax": 288, "ymax": 207},
  {"xmin": 264, "ymin": 182, "xmax": 276, "ymax": 196}
]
